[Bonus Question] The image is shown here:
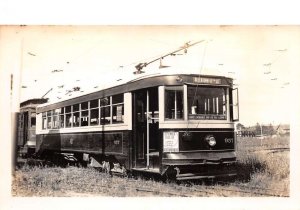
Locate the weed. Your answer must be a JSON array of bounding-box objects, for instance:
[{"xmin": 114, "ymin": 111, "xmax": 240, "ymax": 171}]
[{"xmin": 12, "ymin": 136, "xmax": 289, "ymax": 197}]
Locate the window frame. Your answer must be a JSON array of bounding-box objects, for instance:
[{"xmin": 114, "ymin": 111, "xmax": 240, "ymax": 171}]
[
  {"xmin": 187, "ymin": 85, "xmax": 228, "ymax": 120},
  {"xmin": 164, "ymin": 86, "xmax": 184, "ymax": 121},
  {"xmin": 47, "ymin": 110, "xmax": 52, "ymax": 129},
  {"xmin": 59, "ymin": 107, "xmax": 65, "ymax": 128},
  {"xmin": 80, "ymin": 102, "xmax": 89, "ymax": 126},
  {"xmin": 100, "ymin": 96, "xmax": 112, "ymax": 125},
  {"xmin": 89, "ymin": 99, "xmax": 100, "ymax": 126},
  {"xmin": 112, "ymin": 94, "xmax": 124, "ymax": 124},
  {"xmin": 42, "ymin": 112, "xmax": 47, "ymax": 130},
  {"xmin": 41, "ymin": 93, "xmax": 126, "ymax": 130}
]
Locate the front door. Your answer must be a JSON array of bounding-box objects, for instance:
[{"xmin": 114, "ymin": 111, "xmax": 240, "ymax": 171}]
[{"xmin": 133, "ymin": 87, "xmax": 159, "ymax": 169}]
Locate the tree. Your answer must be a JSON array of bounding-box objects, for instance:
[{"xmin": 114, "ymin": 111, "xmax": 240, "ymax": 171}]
[
  {"xmin": 236, "ymin": 123, "xmax": 245, "ymax": 130},
  {"xmin": 255, "ymin": 123, "xmax": 262, "ymax": 136}
]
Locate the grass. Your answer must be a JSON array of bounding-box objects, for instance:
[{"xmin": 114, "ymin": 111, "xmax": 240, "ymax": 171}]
[
  {"xmin": 12, "ymin": 136, "xmax": 290, "ymax": 197},
  {"xmin": 233, "ymin": 136, "xmax": 289, "ymax": 196},
  {"xmin": 12, "ymin": 166, "xmax": 196, "ymax": 197}
]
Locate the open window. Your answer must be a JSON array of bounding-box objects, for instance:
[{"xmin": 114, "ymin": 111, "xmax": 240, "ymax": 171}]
[{"xmin": 231, "ymin": 88, "xmax": 239, "ymax": 121}]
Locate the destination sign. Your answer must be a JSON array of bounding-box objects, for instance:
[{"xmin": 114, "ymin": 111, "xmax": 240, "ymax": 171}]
[
  {"xmin": 189, "ymin": 114, "xmax": 226, "ymax": 120},
  {"xmin": 193, "ymin": 77, "xmax": 222, "ymax": 84}
]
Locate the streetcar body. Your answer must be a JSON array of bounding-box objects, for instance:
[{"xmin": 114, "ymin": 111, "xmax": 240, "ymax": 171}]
[
  {"xmin": 17, "ymin": 98, "xmax": 48, "ymax": 157},
  {"xmin": 35, "ymin": 73, "xmax": 239, "ymax": 179}
]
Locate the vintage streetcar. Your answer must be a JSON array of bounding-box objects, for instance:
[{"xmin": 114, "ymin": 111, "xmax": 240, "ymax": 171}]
[
  {"xmin": 34, "ymin": 73, "xmax": 239, "ymax": 180},
  {"xmin": 16, "ymin": 98, "xmax": 48, "ymax": 157}
]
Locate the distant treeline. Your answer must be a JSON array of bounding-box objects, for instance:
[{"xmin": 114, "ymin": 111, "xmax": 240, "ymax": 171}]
[{"xmin": 236, "ymin": 123, "xmax": 290, "ymax": 137}]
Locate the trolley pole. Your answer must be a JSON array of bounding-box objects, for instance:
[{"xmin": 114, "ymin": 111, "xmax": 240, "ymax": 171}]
[{"xmin": 11, "ymin": 37, "xmax": 23, "ymax": 175}]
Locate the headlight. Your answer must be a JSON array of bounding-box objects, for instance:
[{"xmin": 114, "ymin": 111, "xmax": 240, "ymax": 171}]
[{"xmin": 205, "ymin": 135, "xmax": 216, "ymax": 147}]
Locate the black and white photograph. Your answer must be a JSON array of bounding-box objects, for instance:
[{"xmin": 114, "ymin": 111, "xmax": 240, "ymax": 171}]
[{"xmin": 0, "ymin": 3, "xmax": 300, "ymax": 210}]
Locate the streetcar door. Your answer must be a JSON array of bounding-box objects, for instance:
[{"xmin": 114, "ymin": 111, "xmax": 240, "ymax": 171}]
[{"xmin": 133, "ymin": 87, "xmax": 159, "ymax": 169}]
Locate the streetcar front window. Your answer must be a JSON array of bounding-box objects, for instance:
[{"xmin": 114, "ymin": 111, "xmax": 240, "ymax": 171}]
[
  {"xmin": 165, "ymin": 87, "xmax": 184, "ymax": 120},
  {"xmin": 187, "ymin": 86, "xmax": 227, "ymax": 120}
]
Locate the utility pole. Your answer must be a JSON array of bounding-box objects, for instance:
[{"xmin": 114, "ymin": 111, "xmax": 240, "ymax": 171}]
[{"xmin": 260, "ymin": 123, "xmax": 263, "ymax": 146}]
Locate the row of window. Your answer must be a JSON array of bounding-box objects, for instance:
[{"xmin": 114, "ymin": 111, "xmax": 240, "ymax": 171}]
[
  {"xmin": 42, "ymin": 94, "xmax": 124, "ymax": 130},
  {"xmin": 41, "ymin": 86, "xmax": 228, "ymax": 129}
]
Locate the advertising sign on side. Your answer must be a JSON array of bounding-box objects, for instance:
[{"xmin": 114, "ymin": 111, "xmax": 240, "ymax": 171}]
[{"xmin": 163, "ymin": 131, "xmax": 179, "ymax": 152}]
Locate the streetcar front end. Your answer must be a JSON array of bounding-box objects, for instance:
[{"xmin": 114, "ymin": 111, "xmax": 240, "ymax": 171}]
[{"xmin": 159, "ymin": 75, "xmax": 239, "ymax": 180}]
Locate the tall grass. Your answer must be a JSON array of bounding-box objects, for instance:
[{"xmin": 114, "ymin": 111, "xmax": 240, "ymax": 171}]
[
  {"xmin": 13, "ymin": 166, "xmax": 183, "ymax": 196},
  {"xmin": 234, "ymin": 136, "xmax": 290, "ymax": 195},
  {"xmin": 12, "ymin": 136, "xmax": 290, "ymax": 197}
]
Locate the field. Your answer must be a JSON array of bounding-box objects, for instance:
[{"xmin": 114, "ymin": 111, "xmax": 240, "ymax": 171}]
[{"xmin": 12, "ymin": 136, "xmax": 289, "ymax": 197}]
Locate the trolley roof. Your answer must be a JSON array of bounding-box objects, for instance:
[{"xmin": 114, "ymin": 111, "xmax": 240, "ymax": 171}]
[{"xmin": 36, "ymin": 72, "xmax": 233, "ymax": 113}]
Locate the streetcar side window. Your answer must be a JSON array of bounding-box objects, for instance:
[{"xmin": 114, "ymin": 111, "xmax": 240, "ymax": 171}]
[
  {"xmin": 112, "ymin": 94, "xmax": 124, "ymax": 124},
  {"xmin": 41, "ymin": 93, "xmax": 125, "ymax": 129},
  {"xmin": 81, "ymin": 102, "xmax": 89, "ymax": 126},
  {"xmin": 66, "ymin": 105, "xmax": 72, "ymax": 128},
  {"xmin": 73, "ymin": 104, "xmax": 80, "ymax": 127},
  {"xmin": 59, "ymin": 107, "xmax": 65, "ymax": 128},
  {"xmin": 100, "ymin": 97, "xmax": 111, "ymax": 125},
  {"xmin": 42, "ymin": 112, "xmax": 47, "ymax": 130},
  {"xmin": 47, "ymin": 110, "xmax": 52, "ymax": 129},
  {"xmin": 165, "ymin": 87, "xmax": 184, "ymax": 120},
  {"xmin": 90, "ymin": 99, "xmax": 99, "ymax": 126},
  {"xmin": 52, "ymin": 109, "xmax": 60, "ymax": 129}
]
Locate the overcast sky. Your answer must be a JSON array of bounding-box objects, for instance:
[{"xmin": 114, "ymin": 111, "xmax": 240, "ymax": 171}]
[{"xmin": 1, "ymin": 25, "xmax": 299, "ymax": 126}]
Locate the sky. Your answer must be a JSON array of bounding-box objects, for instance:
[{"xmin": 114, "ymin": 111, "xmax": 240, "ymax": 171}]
[{"xmin": 1, "ymin": 25, "xmax": 299, "ymax": 126}]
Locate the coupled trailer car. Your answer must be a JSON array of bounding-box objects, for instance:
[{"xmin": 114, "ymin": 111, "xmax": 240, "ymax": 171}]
[
  {"xmin": 35, "ymin": 73, "xmax": 239, "ymax": 180},
  {"xmin": 16, "ymin": 98, "xmax": 48, "ymax": 157}
]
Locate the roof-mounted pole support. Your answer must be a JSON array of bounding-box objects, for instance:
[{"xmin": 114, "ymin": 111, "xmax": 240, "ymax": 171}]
[
  {"xmin": 133, "ymin": 40, "xmax": 205, "ymax": 74},
  {"xmin": 41, "ymin": 88, "xmax": 53, "ymax": 99}
]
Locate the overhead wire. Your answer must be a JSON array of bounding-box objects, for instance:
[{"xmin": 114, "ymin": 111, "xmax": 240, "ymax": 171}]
[
  {"xmin": 262, "ymin": 48, "xmax": 289, "ymax": 88},
  {"xmin": 184, "ymin": 40, "xmax": 209, "ymax": 132}
]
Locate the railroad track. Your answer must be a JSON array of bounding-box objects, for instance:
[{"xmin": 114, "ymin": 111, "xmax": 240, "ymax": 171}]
[
  {"xmin": 240, "ymin": 147, "xmax": 289, "ymax": 153},
  {"xmin": 132, "ymin": 184, "xmax": 288, "ymax": 197},
  {"xmin": 200, "ymin": 185, "xmax": 288, "ymax": 197},
  {"xmin": 127, "ymin": 178, "xmax": 288, "ymax": 197}
]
